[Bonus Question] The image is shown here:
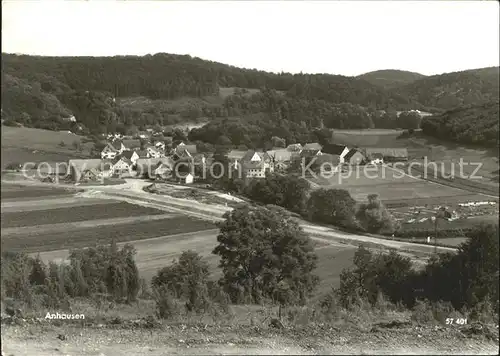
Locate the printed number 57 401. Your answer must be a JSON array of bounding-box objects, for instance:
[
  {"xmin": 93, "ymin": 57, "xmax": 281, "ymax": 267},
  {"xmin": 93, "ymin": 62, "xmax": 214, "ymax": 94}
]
[{"xmin": 446, "ymin": 318, "xmax": 467, "ymax": 325}]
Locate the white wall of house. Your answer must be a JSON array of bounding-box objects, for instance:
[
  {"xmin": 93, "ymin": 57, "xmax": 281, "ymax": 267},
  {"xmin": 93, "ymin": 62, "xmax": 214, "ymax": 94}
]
[
  {"xmin": 369, "ymin": 158, "xmax": 384, "ymax": 165},
  {"xmin": 184, "ymin": 173, "xmax": 194, "ymax": 184},
  {"xmin": 339, "ymin": 147, "xmax": 350, "ymax": 164},
  {"xmin": 101, "ymin": 149, "xmax": 117, "ymax": 160},
  {"xmin": 112, "ymin": 160, "xmax": 132, "ymax": 174},
  {"xmin": 129, "ymin": 151, "xmax": 140, "ymax": 164}
]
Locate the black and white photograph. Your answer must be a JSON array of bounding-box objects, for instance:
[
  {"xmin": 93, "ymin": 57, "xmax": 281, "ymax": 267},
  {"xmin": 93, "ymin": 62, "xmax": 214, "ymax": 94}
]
[{"xmin": 1, "ymin": 0, "xmax": 499, "ymax": 354}]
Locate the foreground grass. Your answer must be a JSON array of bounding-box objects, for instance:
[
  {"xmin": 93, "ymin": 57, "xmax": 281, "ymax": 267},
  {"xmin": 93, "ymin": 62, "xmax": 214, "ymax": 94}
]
[{"xmin": 2, "ymin": 298, "xmax": 498, "ymax": 356}]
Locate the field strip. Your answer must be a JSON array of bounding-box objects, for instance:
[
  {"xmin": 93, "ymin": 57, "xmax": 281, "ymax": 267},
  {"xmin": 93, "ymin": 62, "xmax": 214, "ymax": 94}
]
[
  {"xmin": 1, "ymin": 197, "xmax": 117, "ymax": 213},
  {"xmin": 33, "ymin": 229, "xmax": 221, "ymax": 262},
  {"xmin": 1, "ymin": 193, "xmax": 77, "ymax": 202},
  {"xmin": 383, "ymin": 164, "xmax": 499, "ymax": 199},
  {"xmin": 1, "ymin": 214, "xmax": 177, "ymax": 237}
]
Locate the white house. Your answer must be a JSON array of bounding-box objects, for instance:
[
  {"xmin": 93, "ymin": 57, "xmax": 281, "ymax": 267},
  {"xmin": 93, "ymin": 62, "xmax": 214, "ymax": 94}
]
[
  {"xmin": 101, "ymin": 143, "xmax": 120, "ymax": 159},
  {"xmin": 322, "ymin": 144, "xmax": 350, "ymax": 164},
  {"xmin": 241, "ymin": 151, "xmax": 273, "ymax": 178},
  {"xmin": 111, "ymin": 156, "xmax": 133, "ymax": 176},
  {"xmin": 146, "ymin": 146, "xmax": 164, "ymax": 158},
  {"xmin": 181, "ymin": 173, "xmax": 194, "ymax": 184},
  {"xmin": 154, "ymin": 141, "xmax": 166, "ymax": 151},
  {"xmin": 119, "ymin": 150, "xmax": 140, "ymax": 165}
]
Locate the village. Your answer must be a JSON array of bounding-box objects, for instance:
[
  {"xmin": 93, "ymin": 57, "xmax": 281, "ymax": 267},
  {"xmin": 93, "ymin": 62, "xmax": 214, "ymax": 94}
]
[{"xmin": 59, "ymin": 131, "xmax": 411, "ymax": 185}]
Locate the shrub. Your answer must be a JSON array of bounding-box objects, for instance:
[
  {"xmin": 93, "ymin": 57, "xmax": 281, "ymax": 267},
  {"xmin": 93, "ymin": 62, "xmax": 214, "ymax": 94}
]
[
  {"xmin": 152, "ymin": 251, "xmax": 211, "ymax": 313},
  {"xmin": 154, "ymin": 287, "xmax": 181, "ymax": 320}
]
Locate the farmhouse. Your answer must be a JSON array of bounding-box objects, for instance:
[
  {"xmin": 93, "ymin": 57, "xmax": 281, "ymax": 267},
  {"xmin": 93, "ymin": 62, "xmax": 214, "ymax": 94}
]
[
  {"xmin": 267, "ymin": 149, "xmax": 298, "ymax": 172},
  {"xmin": 322, "ymin": 144, "xmax": 350, "ymax": 164},
  {"xmin": 118, "ymin": 150, "xmax": 140, "ymax": 165},
  {"xmin": 146, "ymin": 145, "xmax": 164, "ymax": 158},
  {"xmin": 122, "ymin": 139, "xmax": 141, "ymax": 151},
  {"xmin": 313, "ymin": 154, "xmax": 341, "ymax": 173},
  {"xmin": 111, "ymin": 156, "xmax": 133, "ymax": 176},
  {"xmin": 69, "ymin": 159, "xmax": 110, "ymax": 182},
  {"xmin": 240, "ymin": 150, "xmax": 273, "ymax": 178},
  {"xmin": 154, "ymin": 141, "xmax": 166, "ymax": 151},
  {"xmin": 286, "ymin": 143, "xmax": 303, "ymax": 152},
  {"xmin": 300, "ymin": 149, "xmax": 322, "ymax": 158},
  {"xmin": 174, "ymin": 143, "xmax": 197, "ymax": 158},
  {"xmin": 81, "ymin": 168, "xmax": 101, "ymax": 181},
  {"xmin": 154, "ymin": 158, "xmax": 175, "ymax": 180},
  {"xmin": 344, "ymin": 149, "xmax": 365, "ymax": 165},
  {"xmin": 363, "ymin": 148, "xmax": 409, "ymax": 162},
  {"xmin": 100, "ymin": 141, "xmax": 125, "ymax": 159},
  {"xmin": 227, "ymin": 150, "xmax": 247, "ymax": 169}
]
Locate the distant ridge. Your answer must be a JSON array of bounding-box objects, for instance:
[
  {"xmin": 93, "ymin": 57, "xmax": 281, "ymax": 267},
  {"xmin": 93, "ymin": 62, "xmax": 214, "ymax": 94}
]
[{"xmin": 357, "ymin": 69, "xmax": 426, "ymax": 89}]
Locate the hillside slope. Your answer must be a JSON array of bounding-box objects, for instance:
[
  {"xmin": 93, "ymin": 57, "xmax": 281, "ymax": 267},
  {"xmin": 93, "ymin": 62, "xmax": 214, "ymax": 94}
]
[
  {"xmin": 357, "ymin": 69, "xmax": 426, "ymax": 89},
  {"xmin": 1, "ymin": 53, "xmax": 406, "ymax": 108},
  {"xmin": 394, "ymin": 67, "xmax": 499, "ymax": 110},
  {"xmin": 421, "ymin": 101, "xmax": 499, "ymax": 147}
]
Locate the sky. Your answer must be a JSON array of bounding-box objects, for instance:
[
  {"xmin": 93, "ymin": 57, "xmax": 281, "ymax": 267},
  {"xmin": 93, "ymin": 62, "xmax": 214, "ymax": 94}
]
[{"xmin": 2, "ymin": 0, "xmax": 499, "ymax": 77}]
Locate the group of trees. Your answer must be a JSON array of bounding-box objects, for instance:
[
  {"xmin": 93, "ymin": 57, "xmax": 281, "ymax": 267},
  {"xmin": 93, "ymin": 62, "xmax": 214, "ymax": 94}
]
[
  {"xmin": 421, "ymin": 101, "xmax": 499, "ymax": 147},
  {"xmin": 1, "ymin": 242, "xmax": 140, "ymax": 309},
  {"xmin": 336, "ymin": 223, "xmax": 499, "ymax": 314},
  {"xmin": 211, "ymin": 170, "xmax": 397, "ymax": 236}
]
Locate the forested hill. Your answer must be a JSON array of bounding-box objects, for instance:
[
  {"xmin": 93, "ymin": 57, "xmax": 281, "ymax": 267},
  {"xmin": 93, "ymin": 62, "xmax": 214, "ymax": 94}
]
[
  {"xmin": 357, "ymin": 69, "xmax": 426, "ymax": 89},
  {"xmin": 1, "ymin": 53, "xmax": 498, "ymax": 146},
  {"xmin": 393, "ymin": 67, "xmax": 500, "ymax": 111},
  {"xmin": 421, "ymin": 101, "xmax": 499, "ymax": 147},
  {"xmin": 1, "ymin": 53, "xmax": 410, "ymax": 108}
]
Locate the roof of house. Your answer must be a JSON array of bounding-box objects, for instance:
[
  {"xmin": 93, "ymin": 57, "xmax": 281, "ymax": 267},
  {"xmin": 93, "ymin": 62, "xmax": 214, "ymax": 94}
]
[
  {"xmin": 266, "ymin": 149, "xmax": 296, "ymax": 162},
  {"xmin": 345, "ymin": 149, "xmax": 365, "ymax": 161},
  {"xmin": 102, "ymin": 142, "xmax": 119, "ymax": 152},
  {"xmin": 83, "ymin": 168, "xmax": 100, "ymax": 176},
  {"xmin": 315, "ymin": 154, "xmax": 340, "ymax": 165},
  {"xmin": 176, "ymin": 144, "xmax": 197, "ymax": 155},
  {"xmin": 286, "ymin": 143, "xmax": 303, "ymax": 152},
  {"xmin": 111, "ymin": 141, "xmax": 123, "ymax": 150},
  {"xmin": 227, "ymin": 150, "xmax": 247, "ymax": 160},
  {"xmin": 241, "ymin": 150, "xmax": 271, "ymax": 163},
  {"xmin": 303, "ymin": 142, "xmax": 322, "ymax": 151},
  {"xmin": 119, "ymin": 150, "xmax": 137, "ymax": 160},
  {"xmin": 136, "ymin": 150, "xmax": 149, "ymax": 158},
  {"xmin": 322, "ymin": 143, "xmax": 348, "ymax": 155},
  {"xmin": 369, "ymin": 152, "xmax": 384, "ymax": 159},
  {"xmin": 363, "ymin": 148, "xmax": 409, "ymax": 158},
  {"xmin": 69, "ymin": 159, "xmax": 108, "ymax": 176},
  {"xmin": 136, "ymin": 157, "xmax": 173, "ymax": 170},
  {"xmin": 122, "ymin": 139, "xmax": 141, "ymax": 149},
  {"xmin": 300, "ymin": 149, "xmax": 321, "ymax": 157},
  {"xmin": 111, "ymin": 156, "xmax": 132, "ymax": 166}
]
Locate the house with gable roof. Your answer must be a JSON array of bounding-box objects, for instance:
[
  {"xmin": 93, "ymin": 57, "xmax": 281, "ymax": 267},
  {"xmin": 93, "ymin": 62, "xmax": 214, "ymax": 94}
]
[
  {"xmin": 240, "ymin": 150, "xmax": 273, "ymax": 178},
  {"xmin": 111, "ymin": 156, "xmax": 133, "ymax": 176}
]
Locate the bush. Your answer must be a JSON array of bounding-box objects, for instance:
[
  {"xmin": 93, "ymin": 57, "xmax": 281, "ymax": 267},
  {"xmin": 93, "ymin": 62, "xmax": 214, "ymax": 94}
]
[
  {"xmin": 411, "ymin": 299, "xmax": 437, "ymax": 324},
  {"xmin": 152, "ymin": 251, "xmax": 211, "ymax": 313},
  {"xmin": 154, "ymin": 287, "xmax": 181, "ymax": 320}
]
